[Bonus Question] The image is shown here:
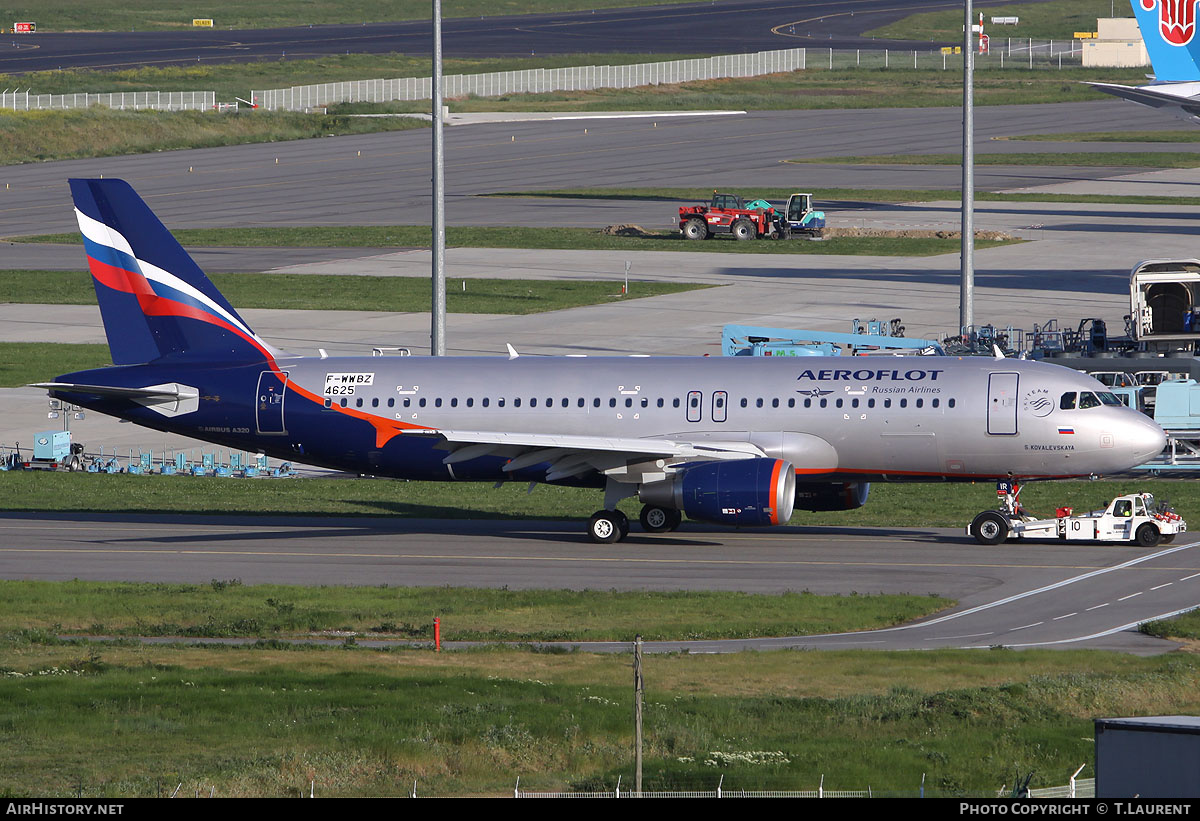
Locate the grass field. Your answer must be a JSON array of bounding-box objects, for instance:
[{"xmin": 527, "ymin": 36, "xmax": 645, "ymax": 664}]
[
  {"xmin": 0, "ymin": 342, "xmax": 112, "ymax": 387},
  {"xmin": 0, "ymin": 473, "xmax": 1193, "ymax": 531},
  {"xmin": 0, "ymin": 109, "xmax": 427, "ymax": 166},
  {"xmin": 787, "ymin": 152, "xmax": 1200, "ymax": 168},
  {"xmin": 0, "ymin": 581, "xmax": 949, "ymax": 642},
  {"xmin": 866, "ymin": 0, "xmax": 1115, "ymax": 41},
  {"xmin": 3, "ymin": 0, "xmax": 701, "ymax": 31},
  {"xmin": 0, "ymin": 271, "xmax": 709, "ymax": 314},
  {"xmin": 1003, "ymin": 131, "xmax": 1200, "ymax": 143},
  {"xmin": 8, "ymin": 227, "xmax": 1016, "ymax": 256},
  {"xmin": 1, "ymin": 637, "xmax": 1197, "ymax": 796}
]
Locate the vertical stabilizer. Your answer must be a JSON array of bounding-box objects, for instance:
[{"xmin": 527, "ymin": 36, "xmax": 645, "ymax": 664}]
[
  {"xmin": 1131, "ymin": 0, "xmax": 1200, "ymax": 82},
  {"xmin": 70, "ymin": 178, "xmax": 277, "ymax": 364}
]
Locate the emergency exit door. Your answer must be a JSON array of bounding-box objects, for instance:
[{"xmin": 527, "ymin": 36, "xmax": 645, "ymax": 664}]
[
  {"xmin": 987, "ymin": 372, "xmax": 1018, "ymax": 436},
  {"xmin": 256, "ymin": 370, "xmax": 289, "ymax": 435}
]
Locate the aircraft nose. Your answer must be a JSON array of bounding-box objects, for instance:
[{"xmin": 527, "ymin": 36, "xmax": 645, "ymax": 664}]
[{"xmin": 1127, "ymin": 417, "xmax": 1168, "ymax": 465}]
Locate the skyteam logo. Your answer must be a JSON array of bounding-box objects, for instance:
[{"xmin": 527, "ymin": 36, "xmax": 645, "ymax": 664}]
[{"xmin": 1141, "ymin": 0, "xmax": 1200, "ymax": 46}]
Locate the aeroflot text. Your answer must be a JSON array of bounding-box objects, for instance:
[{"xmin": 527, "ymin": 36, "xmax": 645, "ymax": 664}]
[{"xmin": 796, "ymin": 369, "xmax": 944, "ymax": 382}]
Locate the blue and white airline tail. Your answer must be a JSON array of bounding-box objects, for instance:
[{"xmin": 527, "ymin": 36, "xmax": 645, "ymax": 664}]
[
  {"xmin": 70, "ymin": 178, "xmax": 280, "ymax": 365},
  {"xmin": 1132, "ymin": 0, "xmax": 1200, "ymax": 81},
  {"xmin": 1088, "ymin": 1, "xmax": 1200, "ymax": 122}
]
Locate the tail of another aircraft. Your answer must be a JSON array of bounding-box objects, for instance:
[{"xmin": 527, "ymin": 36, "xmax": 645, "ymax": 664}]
[
  {"xmin": 70, "ymin": 178, "xmax": 278, "ymax": 365},
  {"xmin": 1131, "ymin": 0, "xmax": 1200, "ymax": 82}
]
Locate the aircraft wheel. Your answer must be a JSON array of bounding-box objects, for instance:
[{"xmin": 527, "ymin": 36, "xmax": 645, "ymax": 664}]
[
  {"xmin": 970, "ymin": 511, "xmax": 1009, "ymax": 545},
  {"xmin": 588, "ymin": 510, "xmax": 625, "ymax": 544},
  {"xmin": 1135, "ymin": 523, "xmax": 1161, "ymax": 548},
  {"xmin": 640, "ymin": 504, "xmax": 681, "ymax": 533},
  {"xmin": 731, "ymin": 219, "xmax": 755, "ymax": 241},
  {"xmin": 682, "ymin": 218, "xmax": 708, "ymax": 240}
]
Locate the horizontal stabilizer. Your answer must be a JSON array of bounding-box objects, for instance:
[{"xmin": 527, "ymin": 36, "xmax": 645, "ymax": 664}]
[{"xmin": 30, "ymin": 382, "xmax": 196, "ymax": 399}]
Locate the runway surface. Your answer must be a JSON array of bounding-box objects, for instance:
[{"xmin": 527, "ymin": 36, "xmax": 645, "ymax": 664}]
[
  {"xmin": 0, "ymin": 511, "xmax": 1193, "ymax": 653},
  {"xmin": 0, "ymin": 0, "xmax": 1061, "ymax": 73},
  {"xmin": 0, "ymin": 102, "xmax": 1176, "ymax": 238}
]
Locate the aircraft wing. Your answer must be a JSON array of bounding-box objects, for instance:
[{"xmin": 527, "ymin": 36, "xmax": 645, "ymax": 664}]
[
  {"xmin": 432, "ymin": 429, "xmax": 767, "ymax": 482},
  {"xmin": 1086, "ymin": 81, "xmax": 1200, "ymax": 111}
]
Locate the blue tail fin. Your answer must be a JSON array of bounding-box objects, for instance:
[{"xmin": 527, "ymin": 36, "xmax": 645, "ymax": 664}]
[
  {"xmin": 1131, "ymin": 0, "xmax": 1200, "ymax": 82},
  {"xmin": 70, "ymin": 178, "xmax": 277, "ymax": 365}
]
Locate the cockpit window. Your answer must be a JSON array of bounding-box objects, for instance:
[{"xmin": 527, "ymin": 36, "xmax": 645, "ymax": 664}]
[
  {"xmin": 1078, "ymin": 392, "xmax": 1102, "ymax": 409},
  {"xmin": 1060, "ymin": 392, "xmax": 1076, "ymax": 410},
  {"xmin": 1097, "ymin": 392, "xmax": 1122, "ymax": 406}
]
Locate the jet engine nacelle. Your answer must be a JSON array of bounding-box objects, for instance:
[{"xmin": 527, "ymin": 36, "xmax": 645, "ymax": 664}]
[
  {"xmin": 793, "ymin": 481, "xmax": 871, "ymax": 511},
  {"xmin": 639, "ymin": 458, "xmax": 796, "ymax": 526}
]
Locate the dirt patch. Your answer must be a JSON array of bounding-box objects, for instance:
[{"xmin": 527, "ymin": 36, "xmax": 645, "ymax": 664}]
[
  {"xmin": 601, "ymin": 224, "xmax": 656, "ymax": 237},
  {"xmin": 824, "ymin": 227, "xmax": 1015, "ymax": 241}
]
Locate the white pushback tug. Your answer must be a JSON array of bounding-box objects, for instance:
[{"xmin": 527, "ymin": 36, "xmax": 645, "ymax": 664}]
[{"xmin": 968, "ymin": 481, "xmax": 1186, "ymax": 547}]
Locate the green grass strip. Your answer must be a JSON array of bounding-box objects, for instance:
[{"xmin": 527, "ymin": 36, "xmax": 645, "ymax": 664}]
[
  {"xmin": 0, "ymin": 580, "xmax": 948, "ymax": 642},
  {"xmin": 0, "ymin": 109, "xmax": 428, "ymax": 166},
  {"xmin": 0, "ymin": 473, "xmax": 1194, "ymax": 532},
  {"xmin": 7, "ymin": 227, "xmax": 1015, "ymax": 256},
  {"xmin": 484, "ymin": 187, "xmax": 1200, "ymax": 207},
  {"xmin": 0, "ymin": 342, "xmax": 112, "ymax": 388},
  {"xmin": 3, "ymin": 640, "xmax": 1191, "ymax": 796},
  {"xmin": 866, "ymin": 0, "xmax": 1114, "ymax": 41},
  {"xmin": 0, "ymin": 271, "xmax": 707, "ymax": 316},
  {"xmin": 786, "ymin": 152, "xmax": 1200, "ymax": 168},
  {"xmin": 999, "ymin": 131, "xmax": 1200, "ymax": 143}
]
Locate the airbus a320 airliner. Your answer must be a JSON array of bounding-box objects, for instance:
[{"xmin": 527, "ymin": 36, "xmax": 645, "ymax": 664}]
[{"xmin": 38, "ymin": 179, "xmax": 1167, "ymax": 542}]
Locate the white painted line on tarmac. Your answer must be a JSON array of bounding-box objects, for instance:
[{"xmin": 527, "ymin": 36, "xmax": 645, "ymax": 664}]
[
  {"xmin": 1011, "ymin": 622, "xmax": 1044, "ymax": 631},
  {"xmin": 1118, "ymin": 592, "xmax": 1143, "ymax": 601},
  {"xmin": 924, "ymin": 632, "xmax": 994, "ymax": 641},
  {"xmin": 1151, "ymin": 583, "xmax": 1173, "ymax": 591},
  {"xmin": 1181, "ymin": 572, "xmax": 1200, "ymax": 581},
  {"xmin": 1053, "ymin": 613, "xmax": 1077, "ymax": 620},
  {"xmin": 1086, "ymin": 603, "xmax": 1110, "ymax": 611}
]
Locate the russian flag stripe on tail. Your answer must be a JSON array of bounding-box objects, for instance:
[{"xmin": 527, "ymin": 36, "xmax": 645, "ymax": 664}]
[{"xmin": 69, "ymin": 178, "xmax": 279, "ymax": 365}]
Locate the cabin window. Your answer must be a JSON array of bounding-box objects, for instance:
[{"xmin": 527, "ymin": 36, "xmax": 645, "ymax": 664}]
[
  {"xmin": 371, "ymin": 398, "xmax": 379, "ymax": 408},
  {"xmin": 435, "ymin": 398, "xmax": 442, "ymax": 408},
  {"xmin": 514, "ymin": 398, "xmax": 522, "ymax": 408},
  {"xmin": 883, "ymin": 398, "xmax": 891, "ymax": 408},
  {"xmin": 657, "ymin": 398, "xmax": 664, "ymax": 408},
  {"xmin": 788, "ymin": 398, "xmax": 795, "ymax": 408},
  {"xmin": 498, "ymin": 398, "xmax": 505, "ymax": 407},
  {"xmin": 641, "ymin": 397, "xmax": 649, "ymax": 408},
  {"xmin": 948, "ymin": 398, "xmax": 956, "ymax": 408},
  {"xmin": 1060, "ymin": 392, "xmax": 1077, "ymax": 410},
  {"xmin": 450, "ymin": 398, "xmax": 458, "ymax": 408},
  {"xmin": 756, "ymin": 398, "xmax": 763, "ymax": 408},
  {"xmin": 467, "ymin": 398, "xmax": 474, "ymax": 408},
  {"xmin": 625, "ymin": 398, "xmax": 633, "ymax": 408},
  {"xmin": 356, "ymin": 398, "xmax": 364, "ymax": 408},
  {"xmin": 899, "ymin": 398, "xmax": 907, "ymax": 408},
  {"xmin": 340, "ymin": 398, "xmax": 348, "ymax": 408},
  {"xmin": 482, "ymin": 398, "xmax": 489, "ymax": 408},
  {"xmin": 931, "ymin": 398, "xmax": 939, "ymax": 408},
  {"xmin": 593, "ymin": 398, "xmax": 601, "ymax": 408},
  {"xmin": 530, "ymin": 398, "xmax": 537, "ymax": 408},
  {"xmin": 820, "ymin": 398, "xmax": 828, "ymax": 408},
  {"xmin": 851, "ymin": 398, "xmax": 859, "ymax": 408},
  {"xmin": 673, "ymin": 398, "xmax": 681, "ymax": 408},
  {"xmin": 387, "ymin": 398, "xmax": 395, "ymax": 408},
  {"xmin": 835, "ymin": 398, "xmax": 843, "ymax": 409},
  {"xmin": 609, "ymin": 398, "xmax": 617, "ymax": 408},
  {"xmin": 772, "ymin": 398, "xmax": 780, "ymax": 408},
  {"xmin": 867, "ymin": 398, "xmax": 875, "ymax": 408},
  {"xmin": 741, "ymin": 398, "xmax": 748, "ymax": 408},
  {"xmin": 804, "ymin": 398, "xmax": 812, "ymax": 408},
  {"xmin": 915, "ymin": 398, "xmax": 923, "ymax": 408}
]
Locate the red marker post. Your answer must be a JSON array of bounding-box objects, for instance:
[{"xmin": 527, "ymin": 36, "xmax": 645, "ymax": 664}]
[{"xmin": 434, "ymin": 617, "xmax": 441, "ymax": 652}]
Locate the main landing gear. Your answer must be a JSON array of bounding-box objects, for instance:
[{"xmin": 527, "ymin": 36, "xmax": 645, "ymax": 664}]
[{"xmin": 588, "ymin": 505, "xmax": 683, "ymax": 543}]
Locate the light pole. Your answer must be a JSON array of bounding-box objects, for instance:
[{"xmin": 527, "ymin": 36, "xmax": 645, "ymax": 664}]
[
  {"xmin": 960, "ymin": 0, "xmax": 975, "ymax": 337},
  {"xmin": 431, "ymin": 0, "xmax": 446, "ymax": 356}
]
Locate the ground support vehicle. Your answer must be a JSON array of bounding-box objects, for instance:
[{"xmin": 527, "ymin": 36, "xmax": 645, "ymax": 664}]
[
  {"xmin": 18, "ymin": 430, "xmax": 85, "ymax": 471},
  {"xmin": 773, "ymin": 193, "xmax": 826, "ymax": 239},
  {"xmin": 968, "ymin": 484, "xmax": 1185, "ymax": 547},
  {"xmin": 678, "ymin": 192, "xmax": 777, "ymax": 241}
]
